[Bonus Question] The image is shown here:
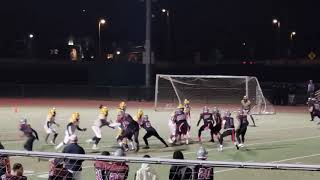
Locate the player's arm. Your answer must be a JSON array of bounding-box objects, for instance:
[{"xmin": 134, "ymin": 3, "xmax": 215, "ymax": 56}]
[
  {"xmin": 67, "ymin": 124, "xmax": 73, "ymax": 136},
  {"xmin": 46, "ymin": 121, "xmax": 51, "ymax": 128},
  {"xmin": 53, "ymin": 121, "xmax": 60, "ymax": 127},
  {"xmin": 32, "ymin": 128, "xmax": 39, "ymax": 140},
  {"xmin": 76, "ymin": 125, "xmax": 87, "ymax": 131}
]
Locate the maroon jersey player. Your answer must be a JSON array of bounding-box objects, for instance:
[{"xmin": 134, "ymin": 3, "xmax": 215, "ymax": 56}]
[{"xmin": 19, "ymin": 118, "xmax": 39, "ymax": 151}]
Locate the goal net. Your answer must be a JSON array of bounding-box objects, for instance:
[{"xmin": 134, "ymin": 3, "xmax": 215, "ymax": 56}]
[
  {"xmin": 155, "ymin": 74, "xmax": 275, "ymax": 115},
  {"xmin": 0, "ymin": 150, "xmax": 319, "ymax": 180}
]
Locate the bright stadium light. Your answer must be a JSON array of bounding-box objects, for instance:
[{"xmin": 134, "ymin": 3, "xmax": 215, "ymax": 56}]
[
  {"xmin": 272, "ymin": 19, "xmax": 278, "ymax": 24},
  {"xmin": 99, "ymin": 19, "xmax": 106, "ymax": 25},
  {"xmin": 162, "ymin": 9, "xmax": 167, "ymax": 13},
  {"xmin": 29, "ymin": 34, "xmax": 34, "ymax": 39},
  {"xmin": 116, "ymin": 50, "xmax": 121, "ymax": 55}
]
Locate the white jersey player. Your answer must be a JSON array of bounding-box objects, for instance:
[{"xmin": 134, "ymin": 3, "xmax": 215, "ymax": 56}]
[
  {"xmin": 44, "ymin": 108, "xmax": 59, "ymax": 145},
  {"xmin": 87, "ymin": 106, "xmax": 114, "ymax": 150},
  {"xmin": 55, "ymin": 112, "xmax": 87, "ymax": 150},
  {"xmin": 168, "ymin": 112, "xmax": 176, "ymax": 144}
]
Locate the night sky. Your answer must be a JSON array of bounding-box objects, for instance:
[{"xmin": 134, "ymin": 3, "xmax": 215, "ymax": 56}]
[{"xmin": 0, "ymin": 0, "xmax": 319, "ymax": 60}]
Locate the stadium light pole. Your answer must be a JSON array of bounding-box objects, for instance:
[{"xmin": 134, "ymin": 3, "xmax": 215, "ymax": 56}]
[
  {"xmin": 145, "ymin": 0, "xmax": 152, "ymax": 89},
  {"xmin": 98, "ymin": 19, "xmax": 106, "ymax": 60}
]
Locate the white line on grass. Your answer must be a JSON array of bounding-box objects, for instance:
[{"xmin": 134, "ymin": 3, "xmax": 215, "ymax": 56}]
[
  {"xmin": 158, "ymin": 135, "xmax": 320, "ymax": 158},
  {"xmin": 214, "ymin": 153, "xmax": 320, "ymax": 174}
]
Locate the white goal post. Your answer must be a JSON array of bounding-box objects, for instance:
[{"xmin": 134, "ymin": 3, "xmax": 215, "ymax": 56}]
[{"xmin": 154, "ymin": 74, "xmax": 275, "ymax": 115}]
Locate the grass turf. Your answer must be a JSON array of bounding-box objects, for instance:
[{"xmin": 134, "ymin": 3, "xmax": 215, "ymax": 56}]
[{"xmin": 0, "ymin": 99, "xmax": 320, "ymax": 180}]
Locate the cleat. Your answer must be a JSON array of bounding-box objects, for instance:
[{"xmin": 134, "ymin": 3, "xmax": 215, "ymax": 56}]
[
  {"xmin": 235, "ymin": 144, "xmax": 239, "ymax": 150},
  {"xmin": 86, "ymin": 139, "xmax": 94, "ymax": 144},
  {"xmin": 50, "ymin": 141, "xmax": 56, "ymax": 145},
  {"xmin": 186, "ymin": 139, "xmax": 189, "ymax": 145},
  {"xmin": 218, "ymin": 145, "xmax": 223, "ymax": 152},
  {"xmin": 92, "ymin": 144, "xmax": 99, "ymax": 150},
  {"xmin": 239, "ymin": 144, "xmax": 244, "ymax": 148},
  {"xmin": 209, "ymin": 139, "xmax": 215, "ymax": 143},
  {"xmin": 142, "ymin": 146, "xmax": 150, "ymax": 149}
]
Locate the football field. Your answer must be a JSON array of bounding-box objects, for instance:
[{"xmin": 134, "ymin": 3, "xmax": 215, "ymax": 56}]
[{"xmin": 0, "ymin": 98, "xmax": 320, "ymax": 180}]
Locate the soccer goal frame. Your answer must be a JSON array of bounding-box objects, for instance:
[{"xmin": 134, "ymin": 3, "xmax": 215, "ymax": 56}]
[{"xmin": 154, "ymin": 74, "xmax": 274, "ymax": 115}]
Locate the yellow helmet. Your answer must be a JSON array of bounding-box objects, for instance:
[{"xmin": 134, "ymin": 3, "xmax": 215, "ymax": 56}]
[
  {"xmin": 70, "ymin": 112, "xmax": 80, "ymax": 123},
  {"xmin": 184, "ymin": 99, "xmax": 190, "ymax": 105},
  {"xmin": 119, "ymin": 101, "xmax": 126, "ymax": 110},
  {"xmin": 48, "ymin": 108, "xmax": 56, "ymax": 115},
  {"xmin": 100, "ymin": 106, "xmax": 109, "ymax": 116},
  {"xmin": 177, "ymin": 104, "xmax": 184, "ymax": 109},
  {"xmin": 136, "ymin": 109, "xmax": 143, "ymax": 119}
]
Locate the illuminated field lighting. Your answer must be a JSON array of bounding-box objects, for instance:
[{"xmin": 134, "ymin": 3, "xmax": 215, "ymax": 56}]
[
  {"xmin": 162, "ymin": 9, "xmax": 167, "ymax": 13},
  {"xmin": 29, "ymin": 34, "xmax": 34, "ymax": 39},
  {"xmin": 116, "ymin": 50, "xmax": 121, "ymax": 55},
  {"xmin": 272, "ymin": 19, "xmax": 278, "ymax": 24},
  {"xmin": 99, "ymin": 19, "xmax": 106, "ymax": 24}
]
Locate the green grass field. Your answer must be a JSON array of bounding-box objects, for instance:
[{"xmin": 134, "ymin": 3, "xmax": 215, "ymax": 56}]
[{"xmin": 1, "ymin": 98, "xmax": 320, "ymax": 180}]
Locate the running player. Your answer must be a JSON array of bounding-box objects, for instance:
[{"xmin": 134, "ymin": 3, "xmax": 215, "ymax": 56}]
[
  {"xmin": 236, "ymin": 109, "xmax": 249, "ymax": 148},
  {"xmin": 194, "ymin": 146, "xmax": 214, "ymax": 180},
  {"xmin": 55, "ymin": 112, "xmax": 87, "ymax": 150},
  {"xmin": 241, "ymin": 96, "xmax": 256, "ymax": 126},
  {"xmin": 197, "ymin": 106, "xmax": 215, "ymax": 142},
  {"xmin": 44, "ymin": 108, "xmax": 59, "ymax": 145},
  {"xmin": 19, "ymin": 118, "xmax": 39, "ymax": 151},
  {"xmin": 172, "ymin": 104, "xmax": 190, "ymax": 145},
  {"xmin": 139, "ymin": 115, "xmax": 168, "ymax": 149},
  {"xmin": 87, "ymin": 106, "xmax": 114, "ymax": 150},
  {"xmin": 218, "ymin": 111, "xmax": 239, "ymax": 151}
]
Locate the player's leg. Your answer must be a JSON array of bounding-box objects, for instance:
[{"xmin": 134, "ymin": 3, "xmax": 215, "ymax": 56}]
[
  {"xmin": 198, "ymin": 125, "xmax": 206, "ymax": 142},
  {"xmin": 209, "ymin": 123, "xmax": 215, "ymax": 142},
  {"xmin": 45, "ymin": 134, "xmax": 50, "ymax": 144},
  {"xmin": 240, "ymin": 127, "xmax": 247, "ymax": 146},
  {"xmin": 143, "ymin": 131, "xmax": 153, "ymax": 149},
  {"xmin": 236, "ymin": 129, "xmax": 241, "ymax": 145},
  {"xmin": 25, "ymin": 136, "xmax": 36, "ymax": 151},
  {"xmin": 91, "ymin": 126, "xmax": 102, "ymax": 149},
  {"xmin": 250, "ymin": 115, "xmax": 256, "ymax": 126},
  {"xmin": 133, "ymin": 130, "xmax": 140, "ymax": 152},
  {"xmin": 153, "ymin": 130, "xmax": 169, "ymax": 147},
  {"xmin": 55, "ymin": 133, "xmax": 69, "ymax": 150}
]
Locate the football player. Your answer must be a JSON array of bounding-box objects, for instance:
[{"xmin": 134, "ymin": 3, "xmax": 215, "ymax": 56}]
[
  {"xmin": 194, "ymin": 146, "xmax": 214, "ymax": 180},
  {"xmin": 19, "ymin": 118, "xmax": 39, "ymax": 151},
  {"xmin": 55, "ymin": 112, "xmax": 87, "ymax": 150},
  {"xmin": 44, "ymin": 108, "xmax": 59, "ymax": 145},
  {"xmin": 168, "ymin": 112, "xmax": 177, "ymax": 144},
  {"xmin": 236, "ymin": 109, "xmax": 249, "ymax": 148},
  {"xmin": 308, "ymin": 98, "xmax": 320, "ymax": 122},
  {"xmin": 117, "ymin": 109, "xmax": 140, "ymax": 152},
  {"xmin": 197, "ymin": 106, "xmax": 215, "ymax": 142},
  {"xmin": 172, "ymin": 104, "xmax": 190, "ymax": 145},
  {"xmin": 87, "ymin": 106, "xmax": 114, "ymax": 150},
  {"xmin": 241, "ymin": 96, "xmax": 256, "ymax": 126},
  {"xmin": 140, "ymin": 115, "xmax": 168, "ymax": 149},
  {"xmin": 218, "ymin": 111, "xmax": 239, "ymax": 151}
]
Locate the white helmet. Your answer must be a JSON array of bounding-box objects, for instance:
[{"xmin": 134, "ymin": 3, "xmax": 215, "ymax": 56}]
[
  {"xmin": 197, "ymin": 146, "xmax": 208, "ymax": 160},
  {"xmin": 114, "ymin": 148, "xmax": 125, "ymax": 157},
  {"xmin": 20, "ymin": 118, "xmax": 27, "ymax": 124}
]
